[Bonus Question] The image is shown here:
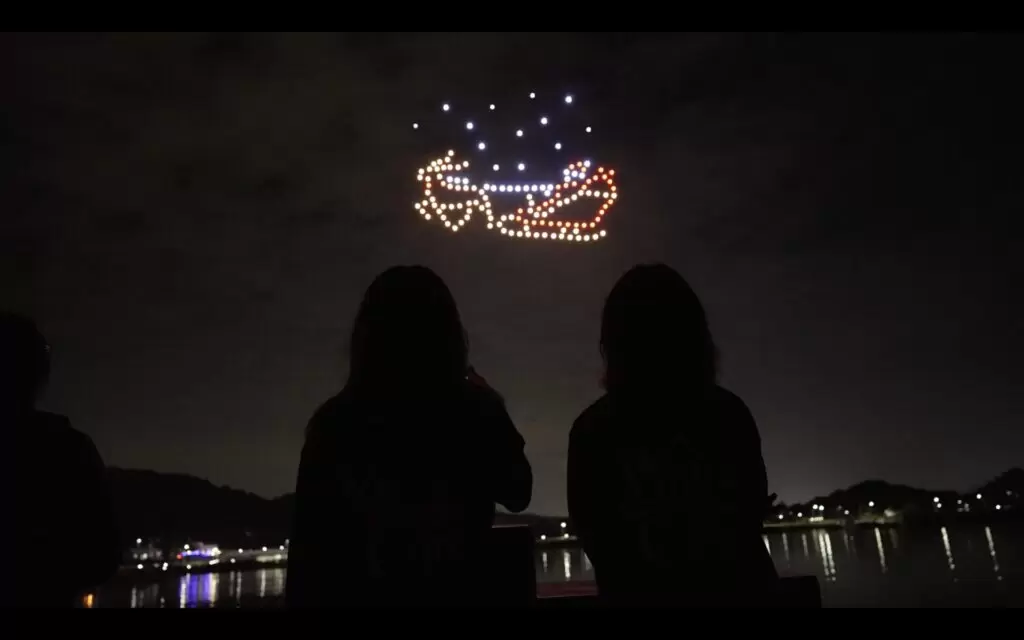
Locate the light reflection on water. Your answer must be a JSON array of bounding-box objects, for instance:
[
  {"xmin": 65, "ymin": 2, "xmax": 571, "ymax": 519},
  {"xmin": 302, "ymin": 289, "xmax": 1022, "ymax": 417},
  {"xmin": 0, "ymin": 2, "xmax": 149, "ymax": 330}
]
[{"xmin": 84, "ymin": 525, "xmax": 1019, "ymax": 608}]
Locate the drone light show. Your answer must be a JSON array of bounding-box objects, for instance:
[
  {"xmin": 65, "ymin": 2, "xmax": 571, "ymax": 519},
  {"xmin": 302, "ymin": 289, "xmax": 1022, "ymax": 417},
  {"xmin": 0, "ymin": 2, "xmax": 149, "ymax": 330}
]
[{"xmin": 412, "ymin": 91, "xmax": 618, "ymax": 243}]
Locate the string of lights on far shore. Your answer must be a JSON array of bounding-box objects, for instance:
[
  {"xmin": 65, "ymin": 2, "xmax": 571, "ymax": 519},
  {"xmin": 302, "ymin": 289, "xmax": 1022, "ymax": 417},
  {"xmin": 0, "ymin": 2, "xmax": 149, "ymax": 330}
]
[{"xmin": 411, "ymin": 91, "xmax": 619, "ymax": 242}]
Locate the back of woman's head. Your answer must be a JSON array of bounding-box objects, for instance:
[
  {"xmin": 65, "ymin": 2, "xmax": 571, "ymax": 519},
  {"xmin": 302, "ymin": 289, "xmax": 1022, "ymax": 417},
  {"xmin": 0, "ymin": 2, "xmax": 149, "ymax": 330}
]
[
  {"xmin": 0, "ymin": 311, "xmax": 50, "ymax": 411},
  {"xmin": 600, "ymin": 264, "xmax": 716, "ymax": 392},
  {"xmin": 347, "ymin": 266, "xmax": 468, "ymax": 395}
]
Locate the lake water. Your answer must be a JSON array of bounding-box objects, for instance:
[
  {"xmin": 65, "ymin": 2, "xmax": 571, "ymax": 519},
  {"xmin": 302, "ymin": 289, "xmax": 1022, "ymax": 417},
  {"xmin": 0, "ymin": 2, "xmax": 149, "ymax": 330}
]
[{"xmin": 85, "ymin": 524, "xmax": 1023, "ymax": 607}]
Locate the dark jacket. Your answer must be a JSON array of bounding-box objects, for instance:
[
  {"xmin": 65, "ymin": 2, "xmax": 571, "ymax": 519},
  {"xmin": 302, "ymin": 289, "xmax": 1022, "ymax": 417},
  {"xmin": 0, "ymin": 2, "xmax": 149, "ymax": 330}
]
[
  {"xmin": 286, "ymin": 381, "xmax": 532, "ymax": 607},
  {"xmin": 567, "ymin": 385, "xmax": 777, "ymax": 606},
  {"xmin": 11, "ymin": 411, "xmax": 121, "ymax": 607}
]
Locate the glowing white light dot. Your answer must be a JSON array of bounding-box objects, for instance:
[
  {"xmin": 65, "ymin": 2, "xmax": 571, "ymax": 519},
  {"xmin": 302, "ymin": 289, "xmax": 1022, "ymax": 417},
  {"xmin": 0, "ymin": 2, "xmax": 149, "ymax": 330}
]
[
  {"xmin": 529, "ymin": 92, "xmax": 536, "ymax": 99},
  {"xmin": 517, "ymin": 163, "xmax": 525, "ymax": 171},
  {"xmin": 477, "ymin": 142, "xmax": 486, "ymax": 150},
  {"xmin": 540, "ymin": 116, "xmax": 548, "ymax": 125},
  {"xmin": 412, "ymin": 123, "xmax": 419, "ymax": 129},
  {"xmin": 442, "ymin": 103, "xmax": 450, "ymax": 112},
  {"xmin": 516, "ymin": 129, "xmax": 524, "ymax": 137},
  {"xmin": 565, "ymin": 94, "xmax": 573, "ymax": 104},
  {"xmin": 492, "ymin": 164, "xmax": 500, "ymax": 171},
  {"xmin": 465, "ymin": 121, "xmax": 474, "ymax": 130},
  {"xmin": 554, "ymin": 142, "xmax": 562, "ymax": 150},
  {"xmin": 489, "ymin": 104, "xmax": 496, "ymax": 110},
  {"xmin": 585, "ymin": 126, "xmax": 592, "ymax": 133}
]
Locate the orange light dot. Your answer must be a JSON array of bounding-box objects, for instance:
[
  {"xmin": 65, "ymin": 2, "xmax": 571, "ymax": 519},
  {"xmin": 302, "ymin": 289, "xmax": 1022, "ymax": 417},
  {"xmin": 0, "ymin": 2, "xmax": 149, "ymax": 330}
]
[{"xmin": 608, "ymin": 170, "xmax": 615, "ymax": 176}]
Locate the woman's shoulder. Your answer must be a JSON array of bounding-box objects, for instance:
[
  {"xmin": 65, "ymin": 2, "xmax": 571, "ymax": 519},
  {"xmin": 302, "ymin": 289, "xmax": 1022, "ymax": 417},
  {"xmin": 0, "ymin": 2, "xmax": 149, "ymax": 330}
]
[
  {"xmin": 569, "ymin": 394, "xmax": 614, "ymax": 444},
  {"xmin": 712, "ymin": 385, "xmax": 755, "ymax": 420},
  {"xmin": 305, "ymin": 390, "xmax": 357, "ymax": 439}
]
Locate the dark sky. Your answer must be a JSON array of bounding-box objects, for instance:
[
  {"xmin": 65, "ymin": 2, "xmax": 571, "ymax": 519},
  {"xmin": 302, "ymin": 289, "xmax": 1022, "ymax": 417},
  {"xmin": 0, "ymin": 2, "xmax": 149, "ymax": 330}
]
[{"xmin": 4, "ymin": 33, "xmax": 1022, "ymax": 514}]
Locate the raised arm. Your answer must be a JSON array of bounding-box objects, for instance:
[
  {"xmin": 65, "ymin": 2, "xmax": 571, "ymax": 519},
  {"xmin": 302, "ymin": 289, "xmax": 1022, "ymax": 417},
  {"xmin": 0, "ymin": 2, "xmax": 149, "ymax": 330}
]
[
  {"xmin": 487, "ymin": 399, "xmax": 533, "ymax": 513},
  {"xmin": 468, "ymin": 378, "xmax": 532, "ymax": 514}
]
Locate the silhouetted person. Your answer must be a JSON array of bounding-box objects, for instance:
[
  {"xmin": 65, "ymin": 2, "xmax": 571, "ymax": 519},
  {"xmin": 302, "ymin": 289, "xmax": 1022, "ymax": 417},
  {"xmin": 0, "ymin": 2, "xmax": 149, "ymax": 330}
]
[
  {"xmin": 567, "ymin": 264, "xmax": 778, "ymax": 607},
  {"xmin": 286, "ymin": 266, "xmax": 532, "ymax": 607},
  {"xmin": 2, "ymin": 312, "xmax": 120, "ymax": 607}
]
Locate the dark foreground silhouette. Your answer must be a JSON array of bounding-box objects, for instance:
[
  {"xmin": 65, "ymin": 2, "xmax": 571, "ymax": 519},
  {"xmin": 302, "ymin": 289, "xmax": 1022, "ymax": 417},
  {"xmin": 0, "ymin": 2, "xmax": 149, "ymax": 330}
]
[
  {"xmin": 568, "ymin": 264, "xmax": 779, "ymax": 606},
  {"xmin": 3, "ymin": 312, "xmax": 120, "ymax": 607},
  {"xmin": 286, "ymin": 266, "xmax": 532, "ymax": 607}
]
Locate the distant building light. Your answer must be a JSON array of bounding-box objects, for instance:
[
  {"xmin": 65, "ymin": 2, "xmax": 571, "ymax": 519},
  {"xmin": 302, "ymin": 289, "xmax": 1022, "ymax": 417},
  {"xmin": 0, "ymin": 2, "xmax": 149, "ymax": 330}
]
[
  {"xmin": 560, "ymin": 521, "xmax": 567, "ymax": 529},
  {"xmin": 936, "ymin": 503, "xmax": 942, "ymax": 509},
  {"xmin": 261, "ymin": 546, "xmax": 268, "ymax": 552},
  {"xmin": 844, "ymin": 510, "xmax": 850, "ymax": 516},
  {"xmin": 996, "ymin": 504, "xmax": 1002, "ymax": 511},
  {"xmin": 539, "ymin": 534, "xmax": 546, "ymax": 541},
  {"xmin": 868, "ymin": 501, "xmax": 875, "ymax": 508},
  {"xmin": 778, "ymin": 514, "xmax": 784, "ymax": 520},
  {"xmin": 977, "ymin": 493, "xmax": 983, "ymax": 500},
  {"xmin": 183, "ymin": 544, "xmax": 190, "ymax": 551},
  {"xmin": 279, "ymin": 545, "xmax": 285, "ymax": 551},
  {"xmin": 797, "ymin": 512, "xmax": 803, "ymax": 518},
  {"xmin": 933, "ymin": 497, "xmax": 940, "ymax": 503},
  {"xmin": 136, "ymin": 564, "xmax": 143, "ymax": 570},
  {"xmin": 136, "ymin": 538, "xmax": 142, "ymax": 545},
  {"xmin": 563, "ymin": 533, "xmax": 570, "ymax": 539}
]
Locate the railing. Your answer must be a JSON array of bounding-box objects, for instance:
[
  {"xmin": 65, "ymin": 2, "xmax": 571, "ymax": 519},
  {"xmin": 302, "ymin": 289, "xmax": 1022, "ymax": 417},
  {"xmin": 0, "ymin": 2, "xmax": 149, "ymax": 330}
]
[{"xmin": 490, "ymin": 525, "xmax": 821, "ymax": 608}]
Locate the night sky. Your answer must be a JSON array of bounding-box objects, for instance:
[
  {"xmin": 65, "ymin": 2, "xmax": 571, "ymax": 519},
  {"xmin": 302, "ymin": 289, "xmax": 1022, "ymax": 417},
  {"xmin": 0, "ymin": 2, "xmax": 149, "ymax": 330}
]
[{"xmin": 4, "ymin": 33, "xmax": 1022, "ymax": 515}]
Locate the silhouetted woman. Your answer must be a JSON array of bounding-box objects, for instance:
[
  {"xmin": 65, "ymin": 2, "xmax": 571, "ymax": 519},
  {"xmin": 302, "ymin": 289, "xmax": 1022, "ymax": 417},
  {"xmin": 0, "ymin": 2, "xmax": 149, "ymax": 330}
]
[
  {"xmin": 3, "ymin": 312, "xmax": 120, "ymax": 607},
  {"xmin": 286, "ymin": 266, "xmax": 532, "ymax": 607},
  {"xmin": 567, "ymin": 264, "xmax": 778, "ymax": 606}
]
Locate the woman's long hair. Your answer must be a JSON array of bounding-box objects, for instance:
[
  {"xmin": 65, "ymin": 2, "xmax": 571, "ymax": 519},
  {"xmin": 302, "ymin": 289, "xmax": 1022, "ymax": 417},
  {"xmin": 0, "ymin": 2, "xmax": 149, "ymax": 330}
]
[
  {"xmin": 346, "ymin": 266, "xmax": 468, "ymax": 398},
  {"xmin": 600, "ymin": 264, "xmax": 717, "ymax": 393}
]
